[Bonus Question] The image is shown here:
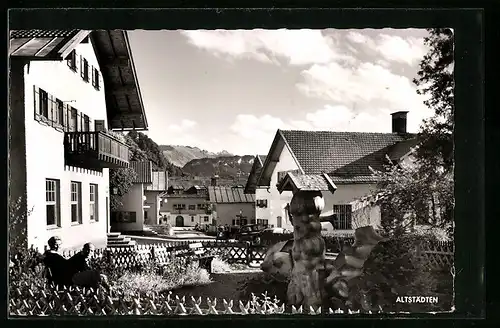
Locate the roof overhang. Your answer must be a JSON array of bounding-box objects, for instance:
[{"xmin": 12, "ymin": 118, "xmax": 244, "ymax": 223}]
[
  {"xmin": 277, "ymin": 172, "xmax": 337, "ymax": 195},
  {"xmin": 90, "ymin": 30, "xmax": 148, "ymax": 131},
  {"xmin": 257, "ymin": 130, "xmax": 305, "ymax": 187},
  {"xmin": 244, "ymin": 155, "xmax": 263, "ymax": 194},
  {"xmin": 9, "ymin": 30, "xmax": 91, "ymax": 61}
]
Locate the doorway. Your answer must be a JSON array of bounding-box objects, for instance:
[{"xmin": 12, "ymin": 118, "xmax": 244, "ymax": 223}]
[
  {"xmin": 144, "ymin": 210, "xmax": 149, "ymax": 224},
  {"xmin": 277, "ymin": 216, "xmax": 282, "ymax": 228},
  {"xmin": 175, "ymin": 215, "xmax": 184, "ymax": 227}
]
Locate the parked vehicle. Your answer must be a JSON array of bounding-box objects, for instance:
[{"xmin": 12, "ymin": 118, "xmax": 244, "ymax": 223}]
[{"xmin": 236, "ymin": 224, "xmax": 263, "ymax": 246}]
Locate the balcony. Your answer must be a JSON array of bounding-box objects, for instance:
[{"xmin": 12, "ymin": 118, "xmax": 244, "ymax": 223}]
[{"xmin": 64, "ymin": 131, "xmax": 129, "ymax": 169}]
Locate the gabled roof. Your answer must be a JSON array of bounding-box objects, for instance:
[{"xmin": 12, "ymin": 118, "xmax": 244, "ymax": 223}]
[
  {"xmin": 9, "ymin": 29, "xmax": 148, "ymax": 131},
  {"xmin": 130, "ymin": 161, "xmax": 152, "ymax": 184},
  {"xmin": 145, "ymin": 171, "xmax": 167, "ymax": 191},
  {"xmin": 208, "ymin": 186, "xmax": 256, "ymax": 204},
  {"xmin": 244, "ymin": 154, "xmax": 268, "ymax": 194},
  {"xmin": 277, "ymin": 172, "xmax": 337, "ymax": 195},
  {"xmin": 258, "ymin": 129, "xmax": 417, "ymax": 186}
]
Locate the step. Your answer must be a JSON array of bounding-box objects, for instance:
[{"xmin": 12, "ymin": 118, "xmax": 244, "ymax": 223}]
[
  {"xmin": 107, "ymin": 236, "xmax": 126, "ymax": 241},
  {"xmin": 107, "ymin": 240, "xmax": 132, "ymax": 245},
  {"xmin": 107, "ymin": 232, "xmax": 121, "ymax": 238}
]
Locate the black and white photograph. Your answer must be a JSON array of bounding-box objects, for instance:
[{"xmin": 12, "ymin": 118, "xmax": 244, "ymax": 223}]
[{"xmin": 8, "ymin": 25, "xmax": 455, "ymax": 316}]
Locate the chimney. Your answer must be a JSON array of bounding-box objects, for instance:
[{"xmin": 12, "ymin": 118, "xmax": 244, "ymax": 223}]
[
  {"xmin": 211, "ymin": 175, "xmax": 219, "ymax": 187},
  {"xmin": 391, "ymin": 111, "xmax": 409, "ymax": 134}
]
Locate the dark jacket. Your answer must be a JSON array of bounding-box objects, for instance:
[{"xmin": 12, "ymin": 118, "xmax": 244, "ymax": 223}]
[
  {"xmin": 68, "ymin": 252, "xmax": 91, "ymax": 275},
  {"xmin": 43, "ymin": 251, "xmax": 72, "ymax": 287}
]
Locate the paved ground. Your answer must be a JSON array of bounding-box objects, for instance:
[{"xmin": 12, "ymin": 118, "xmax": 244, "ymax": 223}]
[{"xmin": 170, "ymin": 272, "xmax": 262, "ymax": 310}]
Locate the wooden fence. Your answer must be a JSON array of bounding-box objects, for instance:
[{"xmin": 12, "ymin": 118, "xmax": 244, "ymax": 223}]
[
  {"xmin": 9, "ymin": 281, "xmax": 371, "ymax": 316},
  {"xmin": 55, "ymin": 238, "xmax": 452, "ymax": 272}
]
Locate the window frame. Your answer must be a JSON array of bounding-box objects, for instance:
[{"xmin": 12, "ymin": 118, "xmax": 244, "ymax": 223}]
[
  {"xmin": 89, "ymin": 183, "xmax": 98, "ymax": 222},
  {"xmin": 67, "ymin": 50, "xmax": 77, "ymax": 72},
  {"xmin": 80, "ymin": 56, "xmax": 89, "ymax": 82},
  {"xmin": 46, "ymin": 179, "xmax": 61, "ymax": 228},
  {"xmin": 332, "ymin": 204, "xmax": 353, "ymax": 230},
  {"xmin": 70, "ymin": 181, "xmax": 82, "ymax": 224},
  {"xmin": 92, "ymin": 66, "xmax": 100, "ymax": 90}
]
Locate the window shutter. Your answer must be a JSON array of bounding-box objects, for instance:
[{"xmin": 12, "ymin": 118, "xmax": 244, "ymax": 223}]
[
  {"xmin": 80, "ymin": 55, "xmax": 84, "ymax": 78},
  {"xmin": 48, "ymin": 94, "xmax": 54, "ymax": 123},
  {"xmin": 33, "ymin": 86, "xmax": 40, "ymax": 116},
  {"xmin": 91, "ymin": 65, "xmax": 95, "ymax": 85},
  {"xmin": 63, "ymin": 104, "xmax": 69, "ymax": 131}
]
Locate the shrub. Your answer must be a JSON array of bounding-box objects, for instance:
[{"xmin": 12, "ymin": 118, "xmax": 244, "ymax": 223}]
[
  {"xmin": 112, "ymin": 257, "xmax": 212, "ymax": 299},
  {"xmin": 346, "ymin": 233, "xmax": 446, "ymax": 312}
]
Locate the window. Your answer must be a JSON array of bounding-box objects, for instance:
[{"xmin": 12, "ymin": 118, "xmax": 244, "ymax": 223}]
[
  {"xmin": 80, "ymin": 56, "xmax": 89, "ymax": 82},
  {"xmin": 46, "ymin": 179, "xmax": 60, "ymax": 227},
  {"xmin": 204, "ymin": 216, "xmax": 209, "ymax": 222},
  {"xmin": 232, "ymin": 219, "xmax": 235, "ymax": 225},
  {"xmin": 70, "ymin": 181, "xmax": 82, "ymax": 224},
  {"xmin": 256, "ymin": 199, "xmax": 268, "ymax": 208},
  {"xmin": 83, "ymin": 114, "xmax": 90, "ymax": 132},
  {"xmin": 191, "ymin": 216, "xmax": 195, "ymax": 222},
  {"xmin": 67, "ymin": 50, "xmax": 77, "ymax": 71},
  {"xmin": 188, "ymin": 204, "xmax": 196, "ymax": 210},
  {"xmin": 332, "ymin": 205, "xmax": 352, "ymax": 230},
  {"xmin": 197, "ymin": 204, "xmax": 206, "ymax": 210},
  {"xmin": 68, "ymin": 107, "xmax": 78, "ymax": 132},
  {"xmin": 54, "ymin": 99, "xmax": 66, "ymax": 126},
  {"xmin": 257, "ymin": 219, "xmax": 269, "ymax": 226},
  {"xmin": 92, "ymin": 67, "xmax": 100, "ymax": 90},
  {"xmin": 90, "ymin": 184, "xmax": 98, "ymax": 221},
  {"xmin": 36, "ymin": 88, "xmax": 49, "ymax": 120},
  {"xmin": 173, "ymin": 204, "xmax": 186, "ymax": 210},
  {"xmin": 250, "ymin": 219, "xmax": 256, "ymax": 224}
]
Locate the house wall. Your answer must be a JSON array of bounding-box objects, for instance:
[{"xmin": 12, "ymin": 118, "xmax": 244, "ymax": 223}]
[
  {"xmin": 213, "ymin": 203, "xmax": 256, "ymax": 226},
  {"xmin": 144, "ymin": 190, "xmax": 161, "ymax": 225},
  {"xmin": 112, "ymin": 183, "xmax": 145, "ymax": 232},
  {"xmin": 159, "ymin": 196, "xmax": 210, "ymax": 227},
  {"xmin": 258, "ymin": 144, "xmax": 381, "ymax": 232},
  {"xmin": 23, "ymin": 42, "xmax": 109, "ymax": 251}
]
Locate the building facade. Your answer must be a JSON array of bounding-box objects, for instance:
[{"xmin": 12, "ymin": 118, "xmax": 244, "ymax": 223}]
[
  {"xmin": 208, "ymin": 186, "xmax": 256, "ymax": 227},
  {"xmin": 144, "ymin": 171, "xmax": 168, "ymax": 225},
  {"xmin": 9, "ymin": 30, "xmax": 148, "ymax": 251},
  {"xmin": 159, "ymin": 186, "xmax": 213, "ymax": 227},
  {"xmin": 111, "ymin": 161, "xmax": 153, "ymax": 232},
  {"xmin": 245, "ymin": 113, "xmax": 418, "ymax": 234}
]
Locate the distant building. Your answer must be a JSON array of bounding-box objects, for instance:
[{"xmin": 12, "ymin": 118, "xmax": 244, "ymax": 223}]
[
  {"xmin": 111, "ymin": 161, "xmax": 152, "ymax": 232},
  {"xmin": 144, "ymin": 171, "xmax": 168, "ymax": 225},
  {"xmin": 8, "ymin": 30, "xmax": 148, "ymax": 251},
  {"xmin": 208, "ymin": 186, "xmax": 256, "ymax": 226},
  {"xmin": 245, "ymin": 112, "xmax": 419, "ymax": 233},
  {"xmin": 159, "ymin": 185, "xmax": 213, "ymax": 227}
]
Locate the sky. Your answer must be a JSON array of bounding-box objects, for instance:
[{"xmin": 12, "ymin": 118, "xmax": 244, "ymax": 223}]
[{"xmin": 127, "ymin": 29, "xmax": 433, "ymax": 156}]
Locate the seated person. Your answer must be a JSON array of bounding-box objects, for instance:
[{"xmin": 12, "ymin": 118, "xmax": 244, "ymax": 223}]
[
  {"xmin": 69, "ymin": 243, "xmax": 110, "ymax": 291},
  {"xmin": 43, "ymin": 236, "xmax": 72, "ymax": 288}
]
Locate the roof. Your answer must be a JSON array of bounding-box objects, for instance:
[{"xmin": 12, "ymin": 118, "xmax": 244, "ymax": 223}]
[
  {"xmin": 9, "ymin": 29, "xmax": 148, "ymax": 131},
  {"xmin": 244, "ymin": 154, "xmax": 268, "ymax": 194},
  {"xmin": 277, "ymin": 172, "xmax": 337, "ymax": 194},
  {"xmin": 130, "ymin": 161, "xmax": 152, "ymax": 184},
  {"xmin": 258, "ymin": 129, "xmax": 417, "ymax": 186},
  {"xmin": 145, "ymin": 171, "xmax": 167, "ymax": 191},
  {"xmin": 9, "ymin": 30, "xmax": 90, "ymax": 60},
  {"xmin": 90, "ymin": 30, "xmax": 148, "ymax": 130},
  {"xmin": 208, "ymin": 186, "xmax": 256, "ymax": 204}
]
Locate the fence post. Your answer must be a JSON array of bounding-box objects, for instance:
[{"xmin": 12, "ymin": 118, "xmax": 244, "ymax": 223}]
[{"xmin": 246, "ymin": 242, "xmax": 251, "ymax": 265}]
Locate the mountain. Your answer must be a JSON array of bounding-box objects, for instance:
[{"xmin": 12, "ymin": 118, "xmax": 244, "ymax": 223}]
[
  {"xmin": 159, "ymin": 145, "xmax": 234, "ymax": 168},
  {"xmin": 182, "ymin": 155, "xmax": 255, "ymax": 179}
]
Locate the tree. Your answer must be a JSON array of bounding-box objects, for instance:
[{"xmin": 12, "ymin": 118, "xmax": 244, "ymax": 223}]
[
  {"xmin": 413, "ymin": 28, "xmax": 454, "ymax": 173},
  {"xmin": 109, "ymin": 166, "xmax": 137, "ymax": 211}
]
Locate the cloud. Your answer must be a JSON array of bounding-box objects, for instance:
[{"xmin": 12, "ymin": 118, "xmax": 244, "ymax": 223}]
[
  {"xmin": 296, "ymin": 61, "xmax": 431, "ymax": 118},
  {"xmin": 168, "ymin": 119, "xmax": 197, "ymax": 132},
  {"xmin": 346, "ymin": 30, "xmax": 427, "ymax": 65},
  {"xmin": 181, "ymin": 29, "xmax": 354, "ymax": 66}
]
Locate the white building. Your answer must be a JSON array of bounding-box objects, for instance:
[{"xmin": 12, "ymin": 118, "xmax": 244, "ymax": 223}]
[
  {"xmin": 244, "ymin": 112, "xmax": 419, "ymax": 234},
  {"xmin": 9, "ymin": 30, "xmax": 148, "ymax": 251}
]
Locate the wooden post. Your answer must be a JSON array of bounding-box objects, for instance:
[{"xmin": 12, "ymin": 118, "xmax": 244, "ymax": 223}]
[{"xmin": 286, "ymin": 190, "xmax": 326, "ymax": 310}]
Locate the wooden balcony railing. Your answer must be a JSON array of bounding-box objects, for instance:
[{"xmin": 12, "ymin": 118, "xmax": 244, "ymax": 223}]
[{"xmin": 64, "ymin": 131, "xmax": 129, "ymax": 169}]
